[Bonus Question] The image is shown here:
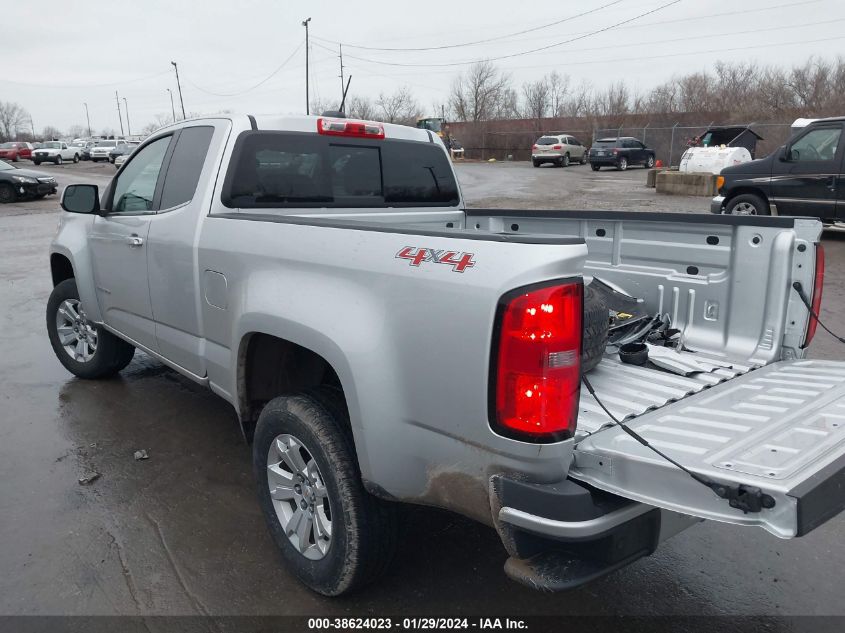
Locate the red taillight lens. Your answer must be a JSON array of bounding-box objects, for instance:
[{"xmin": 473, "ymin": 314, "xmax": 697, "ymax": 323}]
[
  {"xmin": 804, "ymin": 244, "xmax": 825, "ymax": 347},
  {"xmin": 317, "ymin": 117, "xmax": 385, "ymax": 139},
  {"xmin": 491, "ymin": 281, "xmax": 582, "ymax": 442},
  {"xmin": 532, "ymin": 144, "xmax": 538, "ymax": 150},
  {"xmin": 553, "ymin": 145, "xmax": 562, "ymax": 150}
]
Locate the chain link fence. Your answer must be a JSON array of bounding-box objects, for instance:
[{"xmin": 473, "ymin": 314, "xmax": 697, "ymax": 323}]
[{"xmin": 449, "ymin": 121, "xmax": 795, "ymax": 165}]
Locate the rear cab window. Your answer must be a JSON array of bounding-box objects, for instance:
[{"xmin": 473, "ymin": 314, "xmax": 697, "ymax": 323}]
[{"xmin": 219, "ymin": 132, "xmax": 460, "ymax": 210}]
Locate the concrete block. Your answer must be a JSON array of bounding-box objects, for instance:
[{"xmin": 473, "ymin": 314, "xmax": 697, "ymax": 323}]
[
  {"xmin": 646, "ymin": 168, "xmax": 668, "ymax": 188},
  {"xmin": 656, "ymin": 171, "xmax": 719, "ymax": 197}
]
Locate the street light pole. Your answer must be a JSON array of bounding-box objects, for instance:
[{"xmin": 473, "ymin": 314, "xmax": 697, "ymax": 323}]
[
  {"xmin": 115, "ymin": 91, "xmax": 124, "ymax": 136},
  {"xmin": 123, "ymin": 97, "xmax": 131, "ymax": 136},
  {"xmin": 171, "ymin": 61, "xmax": 186, "ymax": 120},
  {"xmin": 83, "ymin": 103, "xmax": 92, "ymax": 137},
  {"xmin": 302, "ymin": 17, "xmax": 311, "ymax": 115},
  {"xmin": 166, "ymin": 88, "xmax": 176, "ymax": 122}
]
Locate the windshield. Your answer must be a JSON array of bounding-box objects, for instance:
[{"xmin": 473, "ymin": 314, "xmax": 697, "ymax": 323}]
[
  {"xmin": 45, "ymin": 142, "xmax": 61, "ymax": 149},
  {"xmin": 70, "ymin": 141, "xmax": 85, "ymax": 147},
  {"xmin": 417, "ymin": 118, "xmax": 442, "ymax": 133},
  {"xmin": 536, "ymin": 137, "xmax": 559, "ymax": 145},
  {"xmin": 0, "ymin": 142, "xmax": 16, "ymax": 149},
  {"xmin": 97, "ymin": 140, "xmax": 117, "ymax": 148},
  {"xmin": 593, "ymin": 140, "xmax": 619, "ymax": 148}
]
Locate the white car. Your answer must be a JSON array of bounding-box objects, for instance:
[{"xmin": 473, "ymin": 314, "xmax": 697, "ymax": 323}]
[
  {"xmin": 89, "ymin": 139, "xmax": 128, "ymax": 163},
  {"xmin": 531, "ymin": 134, "xmax": 587, "ymax": 167},
  {"xmin": 32, "ymin": 141, "xmax": 80, "ymax": 165},
  {"xmin": 113, "ymin": 151, "xmax": 131, "ymax": 169}
]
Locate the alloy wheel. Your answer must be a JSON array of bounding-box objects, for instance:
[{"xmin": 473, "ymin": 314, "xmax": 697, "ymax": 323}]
[
  {"xmin": 267, "ymin": 433, "xmax": 333, "ymax": 560},
  {"xmin": 55, "ymin": 299, "xmax": 98, "ymax": 362},
  {"xmin": 731, "ymin": 202, "xmax": 757, "ymax": 215}
]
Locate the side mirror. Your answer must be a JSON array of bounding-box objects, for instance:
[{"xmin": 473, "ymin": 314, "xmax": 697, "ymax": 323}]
[
  {"xmin": 62, "ymin": 184, "xmax": 100, "ymax": 214},
  {"xmin": 779, "ymin": 145, "xmax": 791, "ymax": 162}
]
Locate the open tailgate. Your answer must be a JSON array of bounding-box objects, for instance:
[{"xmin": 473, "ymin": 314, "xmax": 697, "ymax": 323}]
[{"xmin": 571, "ymin": 359, "xmax": 845, "ymax": 538}]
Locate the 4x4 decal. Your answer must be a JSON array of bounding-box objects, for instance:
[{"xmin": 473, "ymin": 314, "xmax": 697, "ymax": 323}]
[{"xmin": 396, "ymin": 246, "xmax": 476, "ymax": 273}]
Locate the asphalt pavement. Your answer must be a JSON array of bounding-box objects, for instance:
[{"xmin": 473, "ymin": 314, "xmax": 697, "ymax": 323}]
[{"xmin": 1, "ymin": 161, "xmax": 844, "ymax": 625}]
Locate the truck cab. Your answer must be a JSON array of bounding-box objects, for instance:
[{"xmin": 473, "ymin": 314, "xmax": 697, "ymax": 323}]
[{"xmin": 712, "ymin": 116, "xmax": 845, "ymax": 220}]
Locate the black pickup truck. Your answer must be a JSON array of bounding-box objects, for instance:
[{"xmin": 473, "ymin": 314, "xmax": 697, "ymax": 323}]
[
  {"xmin": 712, "ymin": 116, "xmax": 845, "ymax": 219},
  {"xmin": 588, "ymin": 137, "xmax": 656, "ymax": 171}
]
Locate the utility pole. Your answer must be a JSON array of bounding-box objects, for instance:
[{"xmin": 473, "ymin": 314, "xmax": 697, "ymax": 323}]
[
  {"xmin": 123, "ymin": 98, "xmax": 131, "ymax": 136},
  {"xmin": 166, "ymin": 88, "xmax": 176, "ymax": 122},
  {"xmin": 302, "ymin": 17, "xmax": 312, "ymax": 114},
  {"xmin": 115, "ymin": 91, "xmax": 124, "ymax": 136},
  {"xmin": 83, "ymin": 102, "xmax": 92, "ymax": 137},
  {"xmin": 338, "ymin": 43, "xmax": 345, "ymax": 108},
  {"xmin": 171, "ymin": 61, "xmax": 186, "ymax": 119}
]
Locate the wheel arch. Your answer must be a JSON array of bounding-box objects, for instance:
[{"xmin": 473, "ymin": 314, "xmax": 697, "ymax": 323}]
[
  {"xmin": 50, "ymin": 253, "xmax": 75, "ymax": 287},
  {"xmin": 724, "ymin": 187, "xmax": 770, "ymax": 208}
]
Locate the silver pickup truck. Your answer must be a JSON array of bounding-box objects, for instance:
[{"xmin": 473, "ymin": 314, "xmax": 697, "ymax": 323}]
[{"xmin": 48, "ymin": 115, "xmax": 841, "ymax": 596}]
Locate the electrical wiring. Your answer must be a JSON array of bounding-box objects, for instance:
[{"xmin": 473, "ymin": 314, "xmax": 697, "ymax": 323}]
[
  {"xmin": 311, "ymin": 0, "xmax": 624, "ymax": 52},
  {"xmin": 184, "ymin": 41, "xmax": 304, "ymax": 97},
  {"xmin": 0, "ymin": 69, "xmax": 171, "ymax": 89},
  {"xmin": 316, "ymin": 0, "xmax": 682, "ymax": 68}
]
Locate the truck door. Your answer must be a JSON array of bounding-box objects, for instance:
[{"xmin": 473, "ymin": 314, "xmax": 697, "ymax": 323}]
[
  {"xmin": 770, "ymin": 123, "xmax": 843, "ymax": 218},
  {"xmin": 146, "ymin": 123, "xmax": 224, "ymax": 377},
  {"xmin": 89, "ymin": 135, "xmax": 174, "ymax": 352}
]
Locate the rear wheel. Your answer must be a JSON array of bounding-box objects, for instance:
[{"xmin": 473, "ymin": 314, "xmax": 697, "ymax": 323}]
[
  {"xmin": 532, "ymin": 160, "xmax": 540, "ymax": 168},
  {"xmin": 645, "ymin": 155, "xmax": 655, "ymax": 168},
  {"xmin": 725, "ymin": 193, "xmax": 769, "ymax": 216},
  {"xmin": 617, "ymin": 157, "xmax": 628, "ymax": 171},
  {"xmin": 0, "ymin": 184, "xmax": 15, "ymax": 204},
  {"xmin": 562, "ymin": 153, "xmax": 570, "ymax": 167},
  {"xmin": 254, "ymin": 388, "xmax": 398, "ymax": 596},
  {"xmin": 46, "ymin": 279, "xmax": 135, "ymax": 379},
  {"xmin": 12, "ymin": 154, "xmax": 19, "ymax": 162},
  {"xmin": 580, "ymin": 153, "xmax": 587, "ymax": 164}
]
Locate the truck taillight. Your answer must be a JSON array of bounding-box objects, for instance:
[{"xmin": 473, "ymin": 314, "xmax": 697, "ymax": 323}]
[
  {"xmin": 317, "ymin": 117, "xmax": 385, "ymax": 139},
  {"xmin": 804, "ymin": 244, "xmax": 825, "ymax": 347},
  {"xmin": 490, "ymin": 280, "xmax": 582, "ymax": 442}
]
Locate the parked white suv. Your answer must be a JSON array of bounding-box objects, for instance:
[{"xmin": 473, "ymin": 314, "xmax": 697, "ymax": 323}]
[
  {"xmin": 532, "ymin": 134, "xmax": 587, "ymax": 167},
  {"xmin": 32, "ymin": 141, "xmax": 80, "ymax": 165},
  {"xmin": 89, "ymin": 139, "xmax": 128, "ymax": 162}
]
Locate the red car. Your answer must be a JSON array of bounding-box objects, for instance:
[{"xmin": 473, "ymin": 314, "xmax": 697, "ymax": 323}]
[{"xmin": 0, "ymin": 142, "xmax": 34, "ymax": 162}]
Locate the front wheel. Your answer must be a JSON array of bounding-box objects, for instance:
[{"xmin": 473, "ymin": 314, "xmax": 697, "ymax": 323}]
[
  {"xmin": 725, "ymin": 193, "xmax": 769, "ymax": 216},
  {"xmin": 254, "ymin": 388, "xmax": 398, "ymax": 596},
  {"xmin": 580, "ymin": 153, "xmax": 587, "ymax": 164},
  {"xmin": 12, "ymin": 154, "xmax": 19, "ymax": 162},
  {"xmin": 617, "ymin": 157, "xmax": 628, "ymax": 171},
  {"xmin": 73, "ymin": 154, "xmax": 79, "ymax": 163},
  {"xmin": 46, "ymin": 279, "xmax": 135, "ymax": 379},
  {"xmin": 33, "ymin": 160, "xmax": 41, "ymax": 166},
  {"xmin": 0, "ymin": 184, "xmax": 15, "ymax": 204},
  {"xmin": 55, "ymin": 156, "xmax": 63, "ymax": 165},
  {"xmin": 591, "ymin": 164, "xmax": 600, "ymax": 171},
  {"xmin": 645, "ymin": 155, "xmax": 655, "ymax": 168}
]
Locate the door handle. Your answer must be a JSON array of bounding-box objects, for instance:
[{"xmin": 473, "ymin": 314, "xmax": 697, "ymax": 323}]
[
  {"xmin": 828, "ymin": 175, "xmax": 837, "ymax": 192},
  {"xmin": 126, "ymin": 235, "xmax": 144, "ymax": 247}
]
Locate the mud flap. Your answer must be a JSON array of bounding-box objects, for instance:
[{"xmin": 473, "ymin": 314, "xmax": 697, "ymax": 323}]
[{"xmin": 571, "ymin": 360, "xmax": 845, "ymax": 538}]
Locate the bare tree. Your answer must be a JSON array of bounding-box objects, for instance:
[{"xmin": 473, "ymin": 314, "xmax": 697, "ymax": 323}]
[
  {"xmin": 0, "ymin": 101, "xmax": 30, "ymax": 141},
  {"xmin": 376, "ymin": 87, "xmax": 419, "ymax": 124},
  {"xmin": 521, "ymin": 78, "xmax": 551, "ymax": 120},
  {"xmin": 346, "ymin": 95, "xmax": 376, "ymax": 120},
  {"xmin": 42, "ymin": 125, "xmax": 63, "ymax": 141},
  {"xmin": 67, "ymin": 125, "xmax": 87, "ymax": 140},
  {"xmin": 449, "ymin": 60, "xmax": 513, "ymax": 122},
  {"xmin": 547, "ymin": 71, "xmax": 571, "ymax": 118}
]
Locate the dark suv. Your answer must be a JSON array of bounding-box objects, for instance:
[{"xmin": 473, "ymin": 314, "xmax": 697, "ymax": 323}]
[
  {"xmin": 712, "ymin": 117, "xmax": 844, "ymax": 219},
  {"xmin": 588, "ymin": 137, "xmax": 655, "ymax": 171}
]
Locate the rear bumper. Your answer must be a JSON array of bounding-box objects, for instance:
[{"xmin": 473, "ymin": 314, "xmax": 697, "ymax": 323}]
[
  {"xmin": 710, "ymin": 195, "xmax": 726, "ymax": 214},
  {"xmin": 489, "ymin": 475, "xmax": 697, "ymax": 591}
]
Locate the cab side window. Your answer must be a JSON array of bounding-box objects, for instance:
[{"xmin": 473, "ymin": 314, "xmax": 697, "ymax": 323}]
[
  {"xmin": 789, "ymin": 128, "xmax": 841, "ymax": 163},
  {"xmin": 111, "ymin": 136, "xmax": 171, "ymax": 213}
]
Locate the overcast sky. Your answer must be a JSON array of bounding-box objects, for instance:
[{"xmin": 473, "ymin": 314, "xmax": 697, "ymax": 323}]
[{"xmin": 2, "ymin": 0, "xmax": 843, "ymax": 135}]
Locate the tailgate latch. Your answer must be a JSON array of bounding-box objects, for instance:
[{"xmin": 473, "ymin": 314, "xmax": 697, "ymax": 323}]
[{"xmin": 709, "ymin": 483, "xmax": 776, "ymax": 513}]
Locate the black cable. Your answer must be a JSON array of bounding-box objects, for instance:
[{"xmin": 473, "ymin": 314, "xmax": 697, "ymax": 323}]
[
  {"xmin": 792, "ymin": 282, "xmax": 845, "ymax": 345},
  {"xmin": 581, "ymin": 375, "xmax": 716, "ymax": 487}
]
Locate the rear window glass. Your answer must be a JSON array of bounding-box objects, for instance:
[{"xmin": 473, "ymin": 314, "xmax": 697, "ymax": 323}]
[
  {"xmin": 593, "ymin": 140, "xmax": 618, "ymax": 148},
  {"xmin": 536, "ymin": 137, "xmax": 559, "ymax": 145},
  {"xmin": 221, "ymin": 132, "xmax": 459, "ymax": 209}
]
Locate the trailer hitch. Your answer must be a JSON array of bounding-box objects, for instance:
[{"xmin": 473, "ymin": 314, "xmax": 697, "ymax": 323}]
[{"xmin": 708, "ymin": 483, "xmax": 776, "ymax": 514}]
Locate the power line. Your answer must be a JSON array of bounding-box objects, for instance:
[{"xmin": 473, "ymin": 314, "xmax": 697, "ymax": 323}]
[
  {"xmin": 185, "ymin": 42, "xmax": 304, "ymax": 97},
  {"xmin": 311, "ymin": 0, "xmax": 625, "ymax": 52},
  {"xmin": 317, "ymin": 0, "xmax": 682, "ymax": 68},
  {"xmin": 0, "ymin": 69, "xmax": 170, "ymax": 89}
]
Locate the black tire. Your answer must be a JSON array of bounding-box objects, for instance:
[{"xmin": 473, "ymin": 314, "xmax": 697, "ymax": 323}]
[
  {"xmin": 33, "ymin": 160, "xmax": 41, "ymax": 166},
  {"xmin": 562, "ymin": 153, "xmax": 570, "ymax": 167},
  {"xmin": 617, "ymin": 157, "xmax": 628, "ymax": 171},
  {"xmin": 12, "ymin": 155, "xmax": 19, "ymax": 162},
  {"xmin": 46, "ymin": 278, "xmax": 135, "ymax": 379},
  {"xmin": 582, "ymin": 285, "xmax": 609, "ymax": 374},
  {"xmin": 645, "ymin": 155, "xmax": 655, "ymax": 168},
  {"xmin": 73, "ymin": 154, "xmax": 79, "ymax": 163},
  {"xmin": 532, "ymin": 160, "xmax": 540, "ymax": 168},
  {"xmin": 725, "ymin": 193, "xmax": 769, "ymax": 216},
  {"xmin": 253, "ymin": 388, "xmax": 398, "ymax": 596},
  {"xmin": 591, "ymin": 164, "xmax": 600, "ymax": 171},
  {"xmin": 580, "ymin": 153, "xmax": 587, "ymax": 165},
  {"xmin": 55, "ymin": 156, "xmax": 62, "ymax": 165},
  {"xmin": 0, "ymin": 184, "xmax": 15, "ymax": 204}
]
